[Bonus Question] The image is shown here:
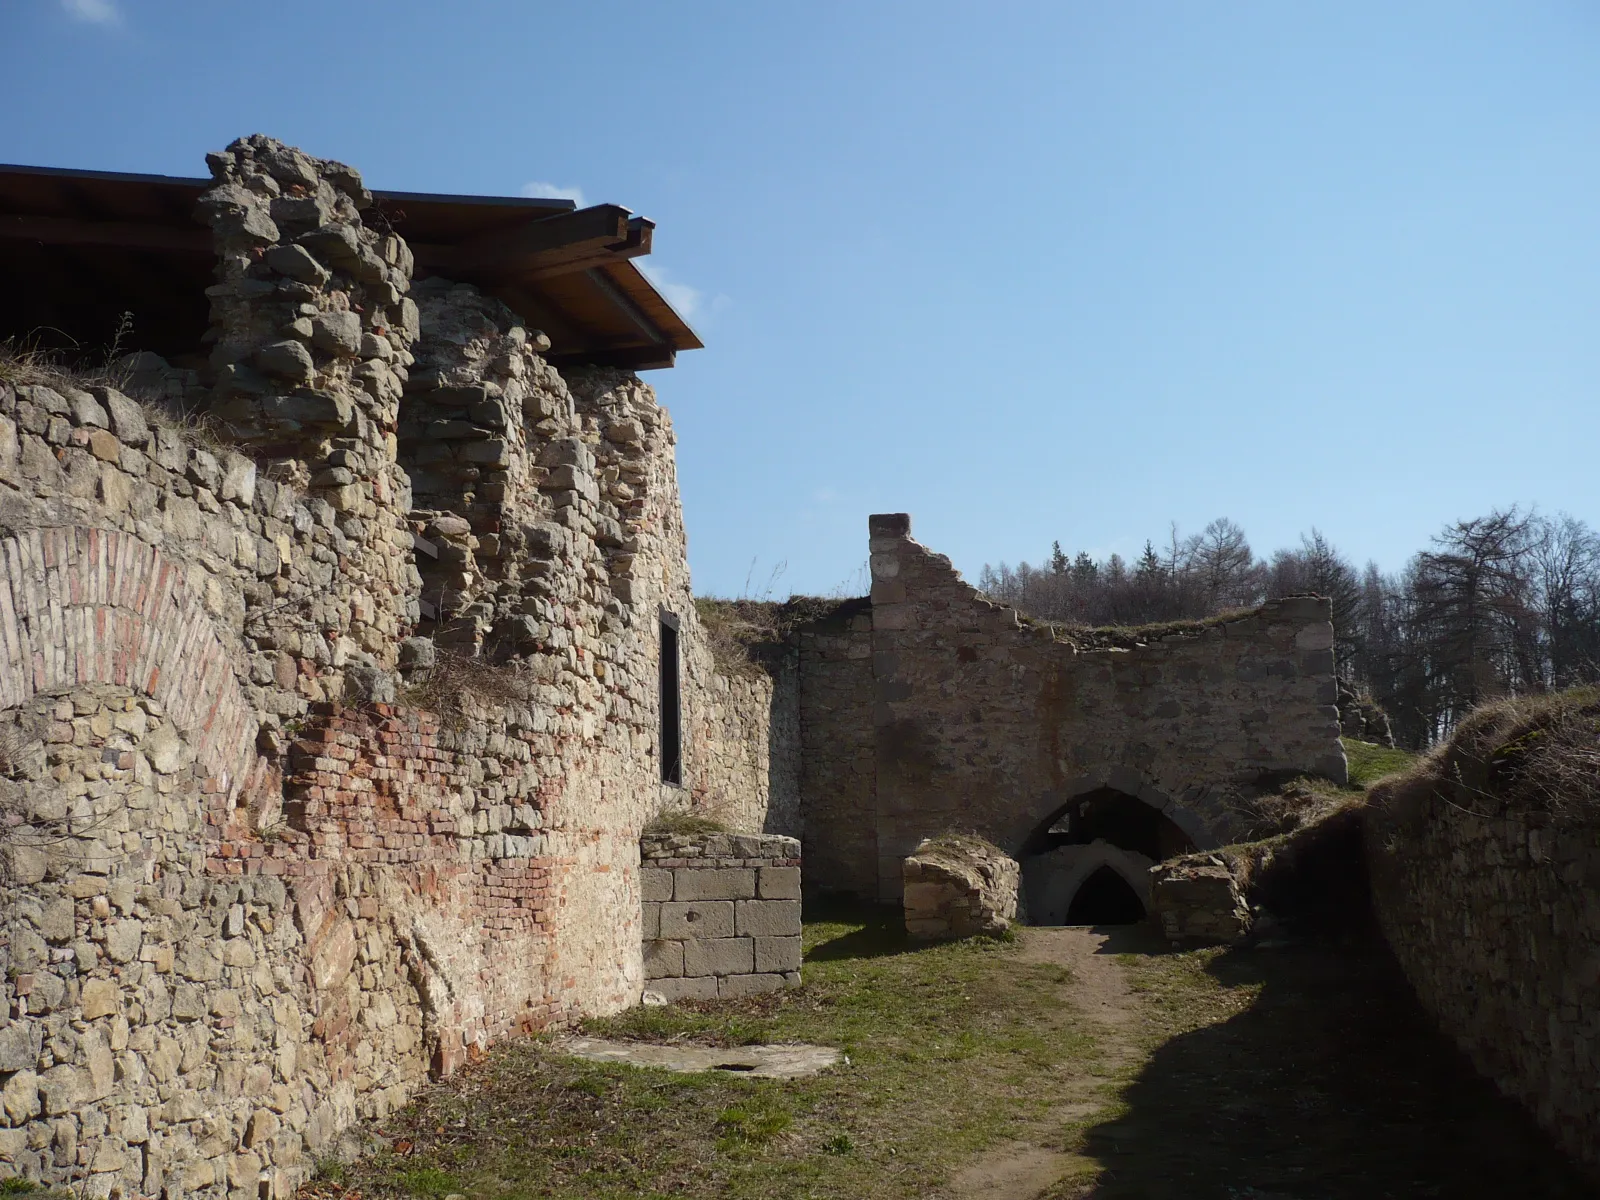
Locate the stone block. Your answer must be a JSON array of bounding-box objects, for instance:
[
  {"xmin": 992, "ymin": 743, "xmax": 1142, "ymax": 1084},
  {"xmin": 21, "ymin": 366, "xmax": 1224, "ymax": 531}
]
[
  {"xmin": 0, "ymin": 1022, "xmax": 40, "ymax": 1072},
  {"xmin": 757, "ymin": 866, "xmax": 802, "ymax": 899},
  {"xmin": 659, "ymin": 900, "xmax": 733, "ymax": 940},
  {"xmin": 754, "ymin": 935, "xmax": 802, "ymax": 973},
  {"xmin": 80, "ymin": 977, "xmax": 121, "ymax": 1020},
  {"xmin": 734, "ymin": 899, "xmax": 802, "ymax": 938},
  {"xmin": 649, "ymin": 976, "xmax": 718, "ymax": 1002},
  {"xmin": 720, "ymin": 973, "xmax": 785, "ymax": 998},
  {"xmin": 641, "ymin": 901, "xmax": 660, "ymax": 941},
  {"xmin": 674, "ymin": 868, "xmax": 755, "ymax": 901},
  {"xmin": 682, "ymin": 937, "xmax": 754, "ymax": 978},
  {"xmin": 641, "ymin": 868, "xmax": 674, "ymax": 902},
  {"xmin": 642, "ymin": 940, "xmax": 683, "ymax": 979}
]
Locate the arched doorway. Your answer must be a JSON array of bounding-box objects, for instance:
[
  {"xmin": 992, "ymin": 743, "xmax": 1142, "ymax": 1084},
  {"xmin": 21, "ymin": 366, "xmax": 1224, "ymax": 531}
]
[
  {"xmin": 1019, "ymin": 786, "xmax": 1197, "ymax": 926},
  {"xmin": 1065, "ymin": 865, "xmax": 1146, "ymax": 925}
]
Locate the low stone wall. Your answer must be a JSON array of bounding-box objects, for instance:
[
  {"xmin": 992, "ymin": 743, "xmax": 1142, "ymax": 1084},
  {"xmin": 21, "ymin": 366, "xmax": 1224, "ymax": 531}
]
[
  {"xmin": 639, "ymin": 832, "xmax": 801, "ymax": 1001},
  {"xmin": 1366, "ymin": 781, "xmax": 1600, "ymax": 1176},
  {"xmin": 1149, "ymin": 856, "xmax": 1251, "ymax": 944},
  {"xmin": 902, "ymin": 836, "xmax": 1019, "ymax": 940}
]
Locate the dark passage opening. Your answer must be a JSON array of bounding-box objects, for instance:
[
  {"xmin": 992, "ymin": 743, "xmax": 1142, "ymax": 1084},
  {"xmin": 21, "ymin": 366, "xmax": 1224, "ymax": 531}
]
[
  {"xmin": 1025, "ymin": 787, "xmax": 1196, "ymax": 862},
  {"xmin": 659, "ymin": 613, "xmax": 682, "ymax": 785},
  {"xmin": 1065, "ymin": 866, "xmax": 1146, "ymax": 926}
]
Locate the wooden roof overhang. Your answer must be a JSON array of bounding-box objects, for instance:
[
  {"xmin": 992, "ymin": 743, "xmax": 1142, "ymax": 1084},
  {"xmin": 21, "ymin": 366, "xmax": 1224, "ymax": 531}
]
[{"xmin": 0, "ymin": 162, "xmax": 701, "ymax": 370}]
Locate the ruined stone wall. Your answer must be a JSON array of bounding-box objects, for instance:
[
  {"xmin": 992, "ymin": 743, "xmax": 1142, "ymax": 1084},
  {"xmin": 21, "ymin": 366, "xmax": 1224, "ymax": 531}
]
[
  {"xmin": 1366, "ymin": 792, "xmax": 1600, "ymax": 1175},
  {"xmin": 862, "ymin": 513, "xmax": 1345, "ymax": 902},
  {"xmin": 639, "ymin": 832, "xmax": 801, "ymax": 1001},
  {"xmin": 795, "ymin": 601, "xmax": 875, "ymax": 895},
  {"xmin": 0, "ymin": 135, "xmax": 782, "ymax": 1196}
]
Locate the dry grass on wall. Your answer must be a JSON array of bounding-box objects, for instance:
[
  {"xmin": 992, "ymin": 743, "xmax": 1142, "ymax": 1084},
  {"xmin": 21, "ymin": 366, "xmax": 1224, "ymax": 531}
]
[
  {"xmin": 1369, "ymin": 687, "xmax": 1600, "ymax": 828},
  {"xmin": 692, "ymin": 596, "xmax": 866, "ymax": 680}
]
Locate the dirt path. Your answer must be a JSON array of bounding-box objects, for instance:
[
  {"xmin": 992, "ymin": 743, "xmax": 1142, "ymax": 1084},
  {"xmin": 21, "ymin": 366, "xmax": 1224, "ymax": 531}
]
[{"xmin": 940, "ymin": 927, "xmax": 1145, "ymax": 1200}]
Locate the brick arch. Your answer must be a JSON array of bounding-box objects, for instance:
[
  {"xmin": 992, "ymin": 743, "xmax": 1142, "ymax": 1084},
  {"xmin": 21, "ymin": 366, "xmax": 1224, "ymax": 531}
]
[
  {"xmin": 1006, "ymin": 770, "xmax": 1223, "ymax": 857},
  {"xmin": 0, "ymin": 526, "xmax": 267, "ymax": 802}
]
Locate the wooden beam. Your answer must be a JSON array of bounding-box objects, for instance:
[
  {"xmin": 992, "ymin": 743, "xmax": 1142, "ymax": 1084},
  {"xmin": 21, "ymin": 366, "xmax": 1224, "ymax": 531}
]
[
  {"xmin": 0, "ymin": 214, "xmax": 210, "ymax": 254},
  {"xmin": 436, "ymin": 205, "xmax": 649, "ymax": 274}
]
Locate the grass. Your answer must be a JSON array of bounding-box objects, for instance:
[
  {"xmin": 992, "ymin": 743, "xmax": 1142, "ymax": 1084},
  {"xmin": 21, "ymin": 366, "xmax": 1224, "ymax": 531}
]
[
  {"xmin": 1342, "ymin": 737, "xmax": 1417, "ymax": 788},
  {"xmin": 0, "ymin": 334, "xmax": 228, "ymax": 453},
  {"xmin": 642, "ymin": 813, "xmax": 729, "ymax": 837},
  {"xmin": 1371, "ymin": 686, "xmax": 1600, "ymax": 826},
  {"xmin": 342, "ymin": 906, "xmax": 1099, "ymax": 1200},
  {"xmin": 331, "ymin": 909, "xmax": 1596, "ymax": 1200}
]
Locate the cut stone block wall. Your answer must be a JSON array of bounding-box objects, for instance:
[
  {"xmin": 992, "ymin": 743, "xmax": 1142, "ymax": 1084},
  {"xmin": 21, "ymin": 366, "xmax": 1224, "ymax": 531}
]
[
  {"xmin": 1366, "ymin": 786, "xmax": 1600, "ymax": 1176},
  {"xmin": 639, "ymin": 832, "xmax": 802, "ymax": 1000}
]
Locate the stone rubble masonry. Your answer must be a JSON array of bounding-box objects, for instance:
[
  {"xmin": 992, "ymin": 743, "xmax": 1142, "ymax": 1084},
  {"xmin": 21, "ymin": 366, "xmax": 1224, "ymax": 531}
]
[
  {"xmin": 1149, "ymin": 855, "xmax": 1253, "ymax": 944},
  {"xmin": 0, "ymin": 134, "xmax": 784, "ymax": 1199},
  {"xmin": 838, "ymin": 512, "xmax": 1346, "ymax": 903},
  {"xmin": 639, "ymin": 832, "xmax": 802, "ymax": 1001},
  {"xmin": 795, "ymin": 599, "xmax": 875, "ymax": 897},
  {"xmin": 1365, "ymin": 786, "xmax": 1600, "ymax": 1176},
  {"xmin": 901, "ymin": 837, "xmax": 1020, "ymax": 941}
]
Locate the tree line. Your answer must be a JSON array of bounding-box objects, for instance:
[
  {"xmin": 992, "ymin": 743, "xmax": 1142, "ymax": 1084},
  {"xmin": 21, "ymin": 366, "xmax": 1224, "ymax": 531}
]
[{"xmin": 977, "ymin": 510, "xmax": 1600, "ymax": 750}]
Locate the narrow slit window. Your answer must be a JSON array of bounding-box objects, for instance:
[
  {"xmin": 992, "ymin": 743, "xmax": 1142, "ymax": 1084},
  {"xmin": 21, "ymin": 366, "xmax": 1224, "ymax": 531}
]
[{"xmin": 659, "ymin": 613, "xmax": 682, "ymax": 785}]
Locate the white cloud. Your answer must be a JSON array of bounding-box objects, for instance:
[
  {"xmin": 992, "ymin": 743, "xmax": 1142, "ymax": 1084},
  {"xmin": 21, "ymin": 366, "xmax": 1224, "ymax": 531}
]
[
  {"xmin": 62, "ymin": 0, "xmax": 121, "ymax": 24},
  {"xmin": 520, "ymin": 180, "xmax": 586, "ymax": 207},
  {"xmin": 636, "ymin": 261, "xmax": 705, "ymax": 321}
]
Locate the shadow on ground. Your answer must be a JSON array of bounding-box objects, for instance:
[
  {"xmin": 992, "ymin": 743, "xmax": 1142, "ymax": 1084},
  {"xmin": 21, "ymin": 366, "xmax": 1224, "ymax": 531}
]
[
  {"xmin": 1071, "ymin": 933, "xmax": 1597, "ymax": 1199},
  {"xmin": 802, "ymin": 898, "xmax": 911, "ymax": 962}
]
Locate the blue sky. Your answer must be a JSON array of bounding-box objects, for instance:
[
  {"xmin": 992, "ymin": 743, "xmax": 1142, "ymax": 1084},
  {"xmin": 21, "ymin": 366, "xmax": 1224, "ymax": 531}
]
[{"xmin": 5, "ymin": 2, "xmax": 1599, "ymax": 597}]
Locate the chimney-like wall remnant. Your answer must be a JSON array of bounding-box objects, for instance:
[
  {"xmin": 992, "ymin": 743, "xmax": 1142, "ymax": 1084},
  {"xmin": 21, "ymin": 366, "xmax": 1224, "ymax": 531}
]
[{"xmin": 198, "ymin": 134, "xmax": 421, "ymax": 674}]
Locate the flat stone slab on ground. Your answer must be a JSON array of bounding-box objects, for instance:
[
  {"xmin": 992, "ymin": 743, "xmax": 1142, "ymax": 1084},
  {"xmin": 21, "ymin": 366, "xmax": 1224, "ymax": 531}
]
[{"xmin": 552, "ymin": 1035, "xmax": 843, "ymax": 1079}]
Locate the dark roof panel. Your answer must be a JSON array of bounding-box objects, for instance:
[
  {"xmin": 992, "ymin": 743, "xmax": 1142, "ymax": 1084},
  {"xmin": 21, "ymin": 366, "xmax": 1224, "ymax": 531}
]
[{"xmin": 0, "ymin": 161, "xmax": 699, "ymax": 369}]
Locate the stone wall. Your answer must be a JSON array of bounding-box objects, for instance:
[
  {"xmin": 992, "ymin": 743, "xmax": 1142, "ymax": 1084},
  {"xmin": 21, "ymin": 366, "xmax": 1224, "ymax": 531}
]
[
  {"xmin": 863, "ymin": 513, "xmax": 1344, "ymax": 902},
  {"xmin": 901, "ymin": 836, "xmax": 1019, "ymax": 941},
  {"xmin": 786, "ymin": 514, "xmax": 1346, "ymax": 904},
  {"xmin": 1149, "ymin": 856, "xmax": 1252, "ymax": 944},
  {"xmin": 795, "ymin": 600, "xmax": 874, "ymax": 894},
  {"xmin": 639, "ymin": 832, "xmax": 802, "ymax": 1000},
  {"xmin": 0, "ymin": 135, "xmax": 784, "ymax": 1196},
  {"xmin": 1366, "ymin": 780, "xmax": 1600, "ymax": 1175}
]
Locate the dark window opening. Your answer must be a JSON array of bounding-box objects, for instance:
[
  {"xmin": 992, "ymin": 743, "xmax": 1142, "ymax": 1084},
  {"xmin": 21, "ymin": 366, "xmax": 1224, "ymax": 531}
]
[
  {"xmin": 1065, "ymin": 866, "xmax": 1146, "ymax": 926},
  {"xmin": 659, "ymin": 614, "xmax": 682, "ymax": 785},
  {"xmin": 1024, "ymin": 787, "xmax": 1195, "ymax": 862}
]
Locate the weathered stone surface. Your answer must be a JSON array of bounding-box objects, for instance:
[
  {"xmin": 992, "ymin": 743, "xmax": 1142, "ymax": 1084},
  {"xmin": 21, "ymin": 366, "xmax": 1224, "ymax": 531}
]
[
  {"xmin": 733, "ymin": 899, "xmax": 801, "ymax": 938},
  {"xmin": 1150, "ymin": 857, "xmax": 1250, "ymax": 944},
  {"xmin": 659, "ymin": 901, "xmax": 733, "ymax": 941},
  {"xmin": 80, "ymin": 977, "xmax": 122, "ymax": 1020},
  {"xmin": 806, "ymin": 514, "xmax": 1345, "ymax": 904},
  {"xmin": 1367, "ymin": 767, "xmax": 1600, "ymax": 1175},
  {"xmin": 0, "ymin": 1022, "xmax": 40, "ymax": 1072},
  {"xmin": 753, "ymin": 935, "xmax": 802, "ymax": 973},
  {"xmin": 682, "ymin": 936, "xmax": 754, "ymax": 978},
  {"xmin": 642, "ymin": 940, "xmax": 684, "ymax": 979},
  {"xmin": 673, "ymin": 868, "xmax": 755, "ymax": 901},
  {"xmin": 902, "ymin": 836, "xmax": 1019, "ymax": 941},
  {"xmin": 641, "ymin": 833, "xmax": 803, "ymax": 998},
  {"xmin": 555, "ymin": 1034, "xmax": 840, "ymax": 1078},
  {"xmin": 757, "ymin": 866, "xmax": 801, "ymax": 899},
  {"xmin": 256, "ymin": 339, "xmax": 316, "ymax": 382}
]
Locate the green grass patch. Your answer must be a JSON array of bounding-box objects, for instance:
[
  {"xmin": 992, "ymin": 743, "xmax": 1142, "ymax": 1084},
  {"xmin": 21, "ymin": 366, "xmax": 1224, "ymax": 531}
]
[
  {"xmin": 1341, "ymin": 737, "xmax": 1417, "ymax": 788},
  {"xmin": 346, "ymin": 907, "xmax": 1097, "ymax": 1199}
]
